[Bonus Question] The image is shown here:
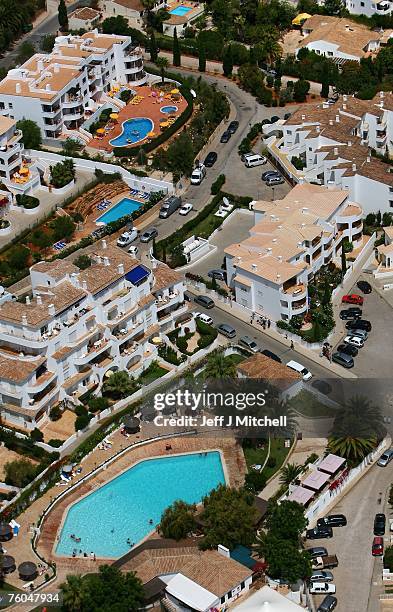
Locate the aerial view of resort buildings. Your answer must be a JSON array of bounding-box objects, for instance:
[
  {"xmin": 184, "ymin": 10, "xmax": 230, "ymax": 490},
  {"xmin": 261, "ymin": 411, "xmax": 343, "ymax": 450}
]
[{"xmin": 0, "ymin": 0, "xmax": 391, "ymax": 610}]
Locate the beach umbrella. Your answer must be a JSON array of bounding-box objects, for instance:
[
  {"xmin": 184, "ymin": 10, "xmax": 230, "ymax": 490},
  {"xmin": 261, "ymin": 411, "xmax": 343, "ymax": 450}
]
[
  {"xmin": 292, "ymin": 12, "xmax": 311, "ymax": 25},
  {"xmin": 151, "ymin": 90, "xmax": 158, "ymax": 97},
  {"xmin": 18, "ymin": 561, "xmax": 38, "ymax": 581},
  {"xmin": 171, "ymin": 88, "xmax": 179, "ymax": 94},
  {"xmin": 0, "ymin": 523, "xmax": 13, "ymax": 541},
  {"xmin": 123, "ymin": 416, "xmax": 140, "ymax": 434},
  {"xmin": 104, "ymin": 369, "xmax": 114, "ymax": 378},
  {"xmin": 2, "ymin": 555, "xmax": 15, "ymax": 574},
  {"xmin": 152, "ymin": 336, "xmax": 162, "ymax": 345},
  {"xmin": 109, "ymin": 113, "xmax": 118, "ymax": 120},
  {"xmin": 160, "ymin": 121, "xmax": 169, "ymax": 128},
  {"xmin": 147, "ymin": 131, "xmax": 156, "ymax": 138},
  {"xmin": 96, "ymin": 128, "xmax": 105, "ymax": 134}
]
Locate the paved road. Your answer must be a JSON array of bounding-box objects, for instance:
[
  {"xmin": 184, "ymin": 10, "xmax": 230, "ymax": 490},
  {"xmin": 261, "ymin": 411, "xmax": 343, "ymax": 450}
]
[{"xmin": 310, "ymin": 460, "xmax": 393, "ymax": 612}]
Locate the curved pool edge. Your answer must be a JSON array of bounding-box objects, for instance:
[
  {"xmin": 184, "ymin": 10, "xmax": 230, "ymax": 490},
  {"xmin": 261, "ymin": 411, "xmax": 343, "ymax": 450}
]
[
  {"xmin": 109, "ymin": 116, "xmax": 154, "ymax": 147},
  {"xmin": 52, "ymin": 448, "xmax": 228, "ymax": 560}
]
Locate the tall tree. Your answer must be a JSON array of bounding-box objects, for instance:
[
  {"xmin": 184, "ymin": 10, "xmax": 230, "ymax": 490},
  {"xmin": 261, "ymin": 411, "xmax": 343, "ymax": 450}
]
[
  {"xmin": 149, "ymin": 30, "xmax": 158, "ymax": 63},
  {"xmin": 58, "ymin": 0, "xmax": 68, "ymax": 31},
  {"xmin": 173, "ymin": 27, "xmax": 181, "ymax": 67},
  {"xmin": 161, "ymin": 501, "xmax": 197, "ymax": 540},
  {"xmin": 198, "ymin": 43, "xmax": 206, "ymax": 72},
  {"xmin": 321, "ymin": 77, "xmax": 329, "ymax": 99},
  {"xmin": 256, "ymin": 534, "xmax": 311, "ymax": 583},
  {"xmin": 156, "ymin": 56, "xmax": 169, "ymax": 84},
  {"xmin": 279, "ymin": 463, "xmax": 303, "ymax": 487},
  {"xmin": 265, "ymin": 500, "xmax": 308, "ymax": 542},
  {"xmin": 203, "ymin": 351, "xmax": 237, "ymax": 380},
  {"xmin": 102, "ymin": 370, "xmax": 138, "ymax": 400},
  {"xmin": 222, "ymin": 45, "xmax": 233, "ymax": 77},
  {"xmin": 61, "ymin": 575, "xmax": 87, "ymax": 612},
  {"xmin": 16, "ymin": 119, "xmax": 41, "ymax": 149}
]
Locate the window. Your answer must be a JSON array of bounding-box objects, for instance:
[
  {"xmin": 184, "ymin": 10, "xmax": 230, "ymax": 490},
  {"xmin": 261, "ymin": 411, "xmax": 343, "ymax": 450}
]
[
  {"xmin": 220, "ymin": 596, "xmax": 226, "ymax": 604},
  {"xmin": 328, "ymin": 51, "xmax": 333, "ymax": 56},
  {"xmin": 361, "ymin": 1, "xmax": 364, "ymax": 5},
  {"xmin": 0, "ymin": 103, "xmax": 4, "ymax": 110},
  {"xmin": 389, "ymin": 201, "xmax": 393, "ymax": 208},
  {"xmin": 8, "ymin": 103, "xmax": 12, "ymax": 108}
]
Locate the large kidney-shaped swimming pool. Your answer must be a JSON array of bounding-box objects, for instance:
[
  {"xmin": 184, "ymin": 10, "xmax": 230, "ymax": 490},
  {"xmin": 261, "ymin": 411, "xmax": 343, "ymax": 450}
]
[
  {"xmin": 56, "ymin": 451, "xmax": 225, "ymax": 558},
  {"xmin": 109, "ymin": 117, "xmax": 154, "ymax": 147}
]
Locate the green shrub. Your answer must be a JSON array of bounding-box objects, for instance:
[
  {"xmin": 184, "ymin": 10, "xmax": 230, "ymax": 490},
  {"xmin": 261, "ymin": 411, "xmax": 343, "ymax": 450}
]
[
  {"xmin": 244, "ymin": 470, "xmax": 267, "ymax": 493},
  {"xmin": 49, "ymin": 405, "xmax": 62, "ymax": 421},
  {"xmin": 47, "ymin": 439, "xmax": 64, "ymax": 448},
  {"xmin": 16, "ymin": 194, "xmax": 39, "ymax": 209},
  {"xmin": 88, "ymin": 396, "xmax": 109, "ymax": 413},
  {"xmin": 211, "ymin": 174, "xmax": 226, "ymax": 195},
  {"xmin": 30, "ymin": 428, "xmax": 44, "ymax": 442}
]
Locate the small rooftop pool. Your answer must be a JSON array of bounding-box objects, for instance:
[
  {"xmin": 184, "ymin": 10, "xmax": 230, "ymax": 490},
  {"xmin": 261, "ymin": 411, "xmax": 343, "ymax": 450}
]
[
  {"xmin": 56, "ymin": 451, "xmax": 225, "ymax": 558},
  {"xmin": 169, "ymin": 5, "xmax": 192, "ymax": 16}
]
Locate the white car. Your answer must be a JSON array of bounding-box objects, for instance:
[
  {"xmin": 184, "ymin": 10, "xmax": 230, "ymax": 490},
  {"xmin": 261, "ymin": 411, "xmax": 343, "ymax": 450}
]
[
  {"xmin": 117, "ymin": 229, "xmax": 138, "ymax": 247},
  {"xmin": 128, "ymin": 245, "xmax": 139, "ymax": 257},
  {"xmin": 309, "ymin": 582, "xmax": 336, "ymax": 595},
  {"xmin": 343, "ymin": 335, "xmax": 364, "ymax": 348},
  {"xmin": 179, "ymin": 203, "xmax": 193, "ymax": 216},
  {"xmin": 190, "ymin": 164, "xmax": 206, "ymax": 185},
  {"xmin": 195, "ymin": 312, "xmax": 213, "ymax": 326},
  {"xmin": 286, "ymin": 360, "xmax": 312, "ymax": 381}
]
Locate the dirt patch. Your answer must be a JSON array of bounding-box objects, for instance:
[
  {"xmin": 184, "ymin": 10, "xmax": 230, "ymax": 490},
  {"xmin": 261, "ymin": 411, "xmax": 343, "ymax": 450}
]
[
  {"xmin": 40, "ymin": 411, "xmax": 77, "ymax": 443},
  {"xmin": 186, "ymin": 332, "xmax": 200, "ymax": 352},
  {"xmin": 0, "ymin": 447, "xmax": 38, "ymax": 481}
]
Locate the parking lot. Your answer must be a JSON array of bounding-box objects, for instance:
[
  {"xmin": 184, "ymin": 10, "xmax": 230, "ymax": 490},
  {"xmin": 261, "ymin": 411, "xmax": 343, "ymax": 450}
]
[{"xmin": 333, "ymin": 277, "xmax": 393, "ymax": 379}]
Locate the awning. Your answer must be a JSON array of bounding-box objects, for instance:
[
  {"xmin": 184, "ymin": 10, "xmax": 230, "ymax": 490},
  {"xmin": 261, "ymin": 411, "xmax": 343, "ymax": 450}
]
[
  {"xmin": 126, "ymin": 265, "xmax": 150, "ymax": 286},
  {"xmin": 123, "ymin": 416, "xmax": 140, "ymax": 433},
  {"xmin": 165, "ymin": 573, "xmax": 217, "ymax": 612},
  {"xmin": 286, "ymin": 485, "xmax": 314, "ymax": 505},
  {"xmin": 318, "ymin": 453, "xmax": 346, "ymax": 474},
  {"xmin": 301, "ymin": 469, "xmax": 330, "ymax": 491}
]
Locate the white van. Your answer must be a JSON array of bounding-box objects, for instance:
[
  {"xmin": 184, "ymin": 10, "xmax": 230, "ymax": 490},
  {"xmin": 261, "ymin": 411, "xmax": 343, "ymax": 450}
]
[
  {"xmin": 244, "ymin": 154, "xmax": 267, "ymax": 168},
  {"xmin": 195, "ymin": 312, "xmax": 213, "ymax": 326},
  {"xmin": 286, "ymin": 360, "xmax": 312, "ymax": 381}
]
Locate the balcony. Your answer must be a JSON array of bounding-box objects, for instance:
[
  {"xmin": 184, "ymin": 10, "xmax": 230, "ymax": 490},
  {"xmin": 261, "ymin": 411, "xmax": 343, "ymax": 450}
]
[
  {"xmin": 281, "ymin": 283, "xmax": 306, "ymax": 300},
  {"xmin": 28, "ymin": 369, "xmax": 57, "ymax": 393},
  {"xmin": 27, "ymin": 381, "xmax": 58, "ymax": 410},
  {"xmin": 74, "ymin": 337, "xmax": 111, "ymax": 365},
  {"xmin": 154, "ymin": 290, "xmax": 180, "ymax": 310},
  {"xmin": 63, "ymin": 95, "xmax": 83, "ymax": 109},
  {"xmin": 62, "ymin": 108, "xmax": 84, "ymax": 121}
]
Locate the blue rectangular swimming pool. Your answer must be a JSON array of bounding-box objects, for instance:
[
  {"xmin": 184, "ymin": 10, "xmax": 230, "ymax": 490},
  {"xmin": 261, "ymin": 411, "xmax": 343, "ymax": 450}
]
[
  {"xmin": 96, "ymin": 197, "xmax": 142, "ymax": 224},
  {"xmin": 56, "ymin": 451, "xmax": 225, "ymax": 558},
  {"xmin": 170, "ymin": 5, "xmax": 192, "ymax": 16}
]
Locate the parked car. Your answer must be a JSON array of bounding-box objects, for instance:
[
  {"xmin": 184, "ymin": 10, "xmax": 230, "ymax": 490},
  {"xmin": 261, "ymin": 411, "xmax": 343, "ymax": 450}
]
[
  {"xmin": 342, "ymin": 294, "xmax": 364, "ymax": 305},
  {"xmin": 204, "ymin": 151, "xmax": 218, "ymax": 167},
  {"xmin": 374, "ymin": 513, "xmax": 386, "ymax": 536},
  {"xmin": 332, "ymin": 352, "xmax": 354, "ymax": 368},
  {"xmin": 357, "ymin": 280, "xmax": 372, "ymax": 293},
  {"xmin": 286, "ymin": 360, "xmax": 312, "ymax": 381},
  {"xmin": 306, "ymin": 525, "xmax": 333, "ymax": 539},
  {"xmin": 216, "ymin": 323, "xmax": 236, "ymax": 338},
  {"xmin": 208, "ymin": 269, "xmax": 226, "ymax": 281},
  {"xmin": 140, "ymin": 227, "xmax": 158, "ymax": 243},
  {"xmin": 317, "ymin": 514, "xmax": 347, "ymax": 528},
  {"xmin": 184, "ymin": 291, "xmax": 193, "ymax": 302},
  {"xmin": 228, "ymin": 120, "xmax": 239, "ymax": 134},
  {"xmin": 309, "ymin": 582, "xmax": 336, "ymax": 595},
  {"xmin": 241, "ymin": 151, "xmax": 256, "ymax": 162},
  {"xmin": 348, "ymin": 329, "xmax": 368, "ymax": 341},
  {"xmin": 339, "ymin": 309, "xmax": 361, "ymax": 320},
  {"xmin": 307, "ymin": 546, "xmax": 328, "ymax": 559},
  {"xmin": 117, "ymin": 229, "xmax": 138, "ymax": 247},
  {"xmin": 262, "ymin": 170, "xmax": 281, "ymax": 181},
  {"xmin": 239, "ymin": 336, "xmax": 258, "ymax": 352},
  {"xmin": 220, "ymin": 131, "xmax": 231, "ymax": 143},
  {"xmin": 260, "ymin": 349, "xmax": 281, "ymax": 362},
  {"xmin": 266, "ymin": 175, "xmax": 285, "ymax": 186},
  {"xmin": 159, "ymin": 195, "xmax": 182, "ymax": 219},
  {"xmin": 194, "ymin": 295, "xmax": 215, "ymax": 309},
  {"xmin": 336, "ymin": 343, "xmax": 358, "ymax": 357},
  {"xmin": 179, "ymin": 203, "xmax": 193, "ymax": 216},
  {"xmin": 372, "ymin": 536, "xmax": 384, "ymax": 556},
  {"xmin": 195, "ymin": 312, "xmax": 213, "ymax": 326},
  {"xmin": 310, "ymin": 570, "xmax": 334, "ymax": 583},
  {"xmin": 343, "ymin": 335, "xmax": 364, "ymax": 348},
  {"xmin": 347, "ymin": 306, "xmax": 363, "ymax": 316},
  {"xmin": 345, "ymin": 319, "xmax": 372, "ymax": 332},
  {"xmin": 317, "ymin": 595, "xmax": 338, "ymax": 612},
  {"xmin": 312, "ymin": 554, "xmax": 338, "ymax": 570},
  {"xmin": 245, "ymin": 154, "xmax": 267, "ymax": 168},
  {"xmin": 377, "ymin": 448, "xmax": 393, "ymax": 467},
  {"xmin": 190, "ymin": 164, "xmax": 206, "ymax": 185},
  {"xmin": 128, "ymin": 245, "xmax": 139, "ymax": 257}
]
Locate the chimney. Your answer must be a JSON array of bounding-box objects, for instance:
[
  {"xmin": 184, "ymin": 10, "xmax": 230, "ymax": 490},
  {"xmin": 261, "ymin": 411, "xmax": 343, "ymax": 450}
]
[
  {"xmin": 267, "ymin": 247, "xmax": 272, "ymax": 253},
  {"xmin": 335, "ymin": 115, "xmax": 340, "ymax": 123},
  {"xmin": 36, "ymin": 293, "xmax": 42, "ymax": 305},
  {"xmin": 54, "ymin": 63, "xmax": 60, "ymax": 73},
  {"xmin": 22, "ymin": 314, "xmax": 28, "ymax": 326},
  {"xmin": 37, "ymin": 60, "xmax": 44, "ymax": 72},
  {"xmin": 316, "ymin": 125, "xmax": 320, "ymax": 133},
  {"xmin": 71, "ymin": 272, "xmax": 80, "ymax": 287},
  {"xmin": 342, "ymin": 104, "xmax": 347, "ymax": 110},
  {"xmin": 45, "ymin": 84, "xmax": 51, "ymax": 92},
  {"xmin": 302, "ymin": 207, "xmax": 309, "ymax": 213},
  {"xmin": 25, "ymin": 296, "xmax": 30, "ymax": 305},
  {"xmin": 118, "ymin": 263, "xmax": 124, "ymax": 275},
  {"xmin": 103, "ymin": 256, "xmax": 110, "ymax": 266},
  {"xmin": 366, "ymin": 155, "xmax": 371, "ymax": 163},
  {"xmin": 380, "ymin": 91, "xmax": 384, "ymax": 98},
  {"xmin": 343, "ymin": 94, "xmax": 347, "ymax": 102},
  {"xmin": 348, "ymin": 141, "xmax": 352, "ymax": 147},
  {"xmin": 15, "ymin": 83, "xmax": 21, "ymax": 94},
  {"xmin": 217, "ymin": 545, "xmax": 230, "ymax": 558},
  {"xmin": 251, "ymin": 263, "xmax": 257, "ymax": 270},
  {"xmin": 48, "ymin": 303, "xmax": 55, "ymax": 316},
  {"xmin": 278, "ymin": 255, "xmax": 283, "ymax": 262},
  {"xmin": 102, "ymin": 239, "xmax": 107, "ymax": 249},
  {"xmin": 82, "ymin": 280, "xmax": 88, "ymax": 290},
  {"xmin": 352, "ymin": 163, "xmax": 357, "ymax": 172},
  {"xmin": 301, "ymin": 114, "xmax": 306, "ymax": 120},
  {"xmin": 334, "ymin": 147, "xmax": 338, "ymax": 156},
  {"xmin": 276, "ymin": 274, "xmax": 281, "ymax": 280},
  {"xmin": 329, "ymin": 119, "xmax": 333, "ymax": 126}
]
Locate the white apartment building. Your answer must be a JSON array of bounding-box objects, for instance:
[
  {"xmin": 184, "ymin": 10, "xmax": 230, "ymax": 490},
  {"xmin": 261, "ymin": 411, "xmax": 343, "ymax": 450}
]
[
  {"xmin": 0, "ymin": 242, "xmax": 186, "ymax": 429},
  {"xmin": 225, "ymin": 184, "xmax": 363, "ymax": 321},
  {"xmin": 0, "ymin": 116, "xmax": 24, "ymax": 182},
  {"xmin": 264, "ymin": 93, "xmax": 393, "ymax": 215},
  {"xmin": 376, "ymin": 226, "xmax": 393, "ymax": 274},
  {"xmin": 298, "ymin": 15, "xmax": 392, "ymax": 62},
  {"xmin": 0, "ymin": 30, "xmax": 146, "ymax": 141},
  {"xmin": 343, "ymin": 0, "xmax": 392, "ymax": 18}
]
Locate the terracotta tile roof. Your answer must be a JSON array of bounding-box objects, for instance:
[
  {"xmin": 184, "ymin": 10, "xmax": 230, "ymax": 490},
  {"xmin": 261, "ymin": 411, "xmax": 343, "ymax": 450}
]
[
  {"xmin": 111, "ymin": 0, "xmax": 144, "ymax": 10},
  {"xmin": 153, "ymin": 264, "xmax": 182, "ymax": 292},
  {"xmin": 63, "ymin": 368, "xmax": 92, "ymax": 390},
  {"xmin": 0, "ymin": 116, "xmax": 16, "ymax": 136},
  {"xmin": 0, "ymin": 355, "xmax": 45, "ymax": 383},
  {"xmin": 69, "ymin": 7, "xmax": 100, "ymax": 20},
  {"xmin": 31, "ymin": 260, "xmax": 79, "ymax": 280},
  {"xmin": 237, "ymin": 353, "xmax": 301, "ymax": 388},
  {"xmin": 180, "ymin": 550, "xmax": 252, "ymax": 597},
  {"xmin": 79, "ymin": 244, "xmax": 140, "ymax": 294},
  {"xmin": 121, "ymin": 547, "xmax": 201, "ymax": 584}
]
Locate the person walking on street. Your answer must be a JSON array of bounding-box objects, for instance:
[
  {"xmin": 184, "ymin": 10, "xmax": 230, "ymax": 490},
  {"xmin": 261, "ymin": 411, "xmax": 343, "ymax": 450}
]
[{"xmin": 290, "ymin": 340, "xmax": 294, "ymax": 350}]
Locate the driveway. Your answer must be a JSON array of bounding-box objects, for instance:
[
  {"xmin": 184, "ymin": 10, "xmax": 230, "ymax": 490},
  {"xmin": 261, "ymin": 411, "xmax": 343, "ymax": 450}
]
[{"xmin": 310, "ymin": 459, "xmax": 392, "ymax": 612}]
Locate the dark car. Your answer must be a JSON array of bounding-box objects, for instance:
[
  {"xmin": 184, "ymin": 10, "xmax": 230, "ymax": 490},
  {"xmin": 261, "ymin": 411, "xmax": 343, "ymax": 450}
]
[
  {"xmin": 284, "ymin": 112, "xmax": 292, "ymax": 120},
  {"xmin": 332, "ymin": 352, "xmax": 354, "ymax": 368},
  {"xmin": 336, "ymin": 343, "xmax": 358, "ymax": 357},
  {"xmin": 357, "ymin": 280, "xmax": 372, "ymax": 294},
  {"xmin": 317, "ymin": 595, "xmax": 337, "ymax": 612},
  {"xmin": 339, "ymin": 309, "xmax": 361, "ymax": 320},
  {"xmin": 220, "ymin": 131, "xmax": 231, "ymax": 143},
  {"xmin": 194, "ymin": 295, "xmax": 215, "ymax": 309},
  {"xmin": 306, "ymin": 526, "xmax": 333, "ymax": 540},
  {"xmin": 216, "ymin": 323, "xmax": 236, "ymax": 338},
  {"xmin": 307, "ymin": 546, "xmax": 328, "ymax": 558},
  {"xmin": 317, "ymin": 514, "xmax": 347, "ymax": 528},
  {"xmin": 372, "ymin": 536, "xmax": 384, "ymax": 556},
  {"xmin": 184, "ymin": 291, "xmax": 193, "ymax": 302},
  {"xmin": 262, "ymin": 170, "xmax": 280, "ymax": 181},
  {"xmin": 260, "ymin": 348, "xmax": 282, "ymax": 363},
  {"xmin": 204, "ymin": 151, "xmax": 218, "ymax": 167},
  {"xmin": 228, "ymin": 120, "xmax": 239, "ymax": 134},
  {"xmin": 140, "ymin": 227, "xmax": 158, "ymax": 243},
  {"xmin": 208, "ymin": 269, "xmax": 226, "ymax": 281},
  {"xmin": 374, "ymin": 513, "xmax": 386, "ymax": 536},
  {"xmin": 345, "ymin": 319, "xmax": 372, "ymax": 332}
]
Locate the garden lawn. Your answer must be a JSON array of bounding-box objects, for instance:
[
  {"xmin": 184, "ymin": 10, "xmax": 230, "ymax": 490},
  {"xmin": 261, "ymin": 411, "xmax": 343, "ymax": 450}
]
[
  {"xmin": 138, "ymin": 363, "xmax": 168, "ymax": 386},
  {"xmin": 243, "ymin": 438, "xmax": 290, "ymax": 480},
  {"xmin": 288, "ymin": 390, "xmax": 337, "ymax": 418},
  {"xmin": 225, "ymin": 354, "xmax": 246, "ymax": 366}
]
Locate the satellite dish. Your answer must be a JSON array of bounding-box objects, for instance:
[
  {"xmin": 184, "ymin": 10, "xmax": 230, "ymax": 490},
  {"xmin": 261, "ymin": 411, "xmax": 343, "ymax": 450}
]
[
  {"xmin": 190, "ymin": 89, "xmax": 197, "ymax": 98},
  {"xmin": 223, "ymin": 197, "xmax": 230, "ymax": 207}
]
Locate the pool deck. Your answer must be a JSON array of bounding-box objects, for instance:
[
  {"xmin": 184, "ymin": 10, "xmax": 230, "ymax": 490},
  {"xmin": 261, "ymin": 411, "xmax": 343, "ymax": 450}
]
[
  {"xmin": 88, "ymin": 85, "xmax": 188, "ymax": 153},
  {"xmin": 3, "ymin": 424, "xmax": 246, "ymax": 591}
]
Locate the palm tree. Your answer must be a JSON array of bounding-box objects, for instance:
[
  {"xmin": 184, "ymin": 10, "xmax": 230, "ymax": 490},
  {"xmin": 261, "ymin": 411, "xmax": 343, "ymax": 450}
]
[
  {"xmin": 156, "ymin": 56, "xmax": 169, "ymax": 85},
  {"xmin": 102, "ymin": 370, "xmax": 138, "ymax": 400},
  {"xmin": 279, "ymin": 462, "xmax": 303, "ymax": 487},
  {"xmin": 257, "ymin": 27, "xmax": 282, "ymax": 66},
  {"xmin": 61, "ymin": 574, "xmax": 87, "ymax": 611},
  {"xmin": 332, "ymin": 395, "xmax": 385, "ymax": 441},
  {"xmin": 328, "ymin": 436, "xmax": 377, "ymax": 466},
  {"xmin": 203, "ymin": 352, "xmax": 237, "ymax": 381}
]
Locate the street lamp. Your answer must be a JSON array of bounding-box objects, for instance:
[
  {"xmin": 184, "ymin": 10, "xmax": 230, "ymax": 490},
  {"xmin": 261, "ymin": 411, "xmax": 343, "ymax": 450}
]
[{"xmin": 271, "ymin": 186, "xmax": 275, "ymax": 201}]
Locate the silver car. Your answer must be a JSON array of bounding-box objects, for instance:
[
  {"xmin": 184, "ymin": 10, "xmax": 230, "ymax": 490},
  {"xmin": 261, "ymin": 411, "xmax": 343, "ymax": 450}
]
[
  {"xmin": 310, "ymin": 570, "xmax": 334, "ymax": 583},
  {"xmin": 350, "ymin": 328, "xmax": 368, "ymax": 341},
  {"xmin": 378, "ymin": 449, "xmax": 393, "ymax": 467}
]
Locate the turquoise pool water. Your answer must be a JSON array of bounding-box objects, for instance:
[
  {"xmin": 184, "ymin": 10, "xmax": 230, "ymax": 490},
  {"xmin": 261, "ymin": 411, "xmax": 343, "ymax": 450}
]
[
  {"xmin": 161, "ymin": 105, "xmax": 178, "ymax": 114},
  {"xmin": 109, "ymin": 117, "xmax": 154, "ymax": 146},
  {"xmin": 96, "ymin": 197, "xmax": 142, "ymax": 224},
  {"xmin": 170, "ymin": 5, "xmax": 192, "ymax": 15},
  {"xmin": 56, "ymin": 452, "xmax": 225, "ymax": 558}
]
